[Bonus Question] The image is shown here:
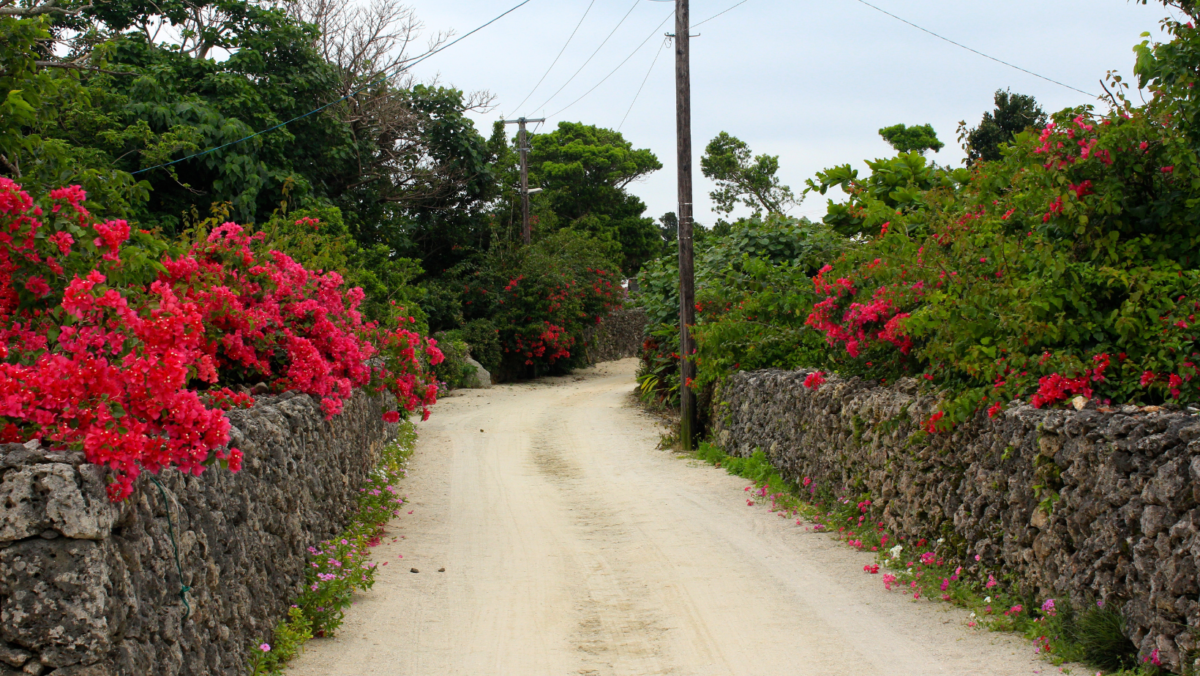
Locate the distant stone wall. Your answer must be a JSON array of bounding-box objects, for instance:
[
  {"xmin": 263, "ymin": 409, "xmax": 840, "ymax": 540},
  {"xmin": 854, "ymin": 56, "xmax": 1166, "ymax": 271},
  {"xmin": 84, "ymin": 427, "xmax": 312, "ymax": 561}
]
[
  {"xmin": 0, "ymin": 390, "xmax": 394, "ymax": 676},
  {"xmin": 713, "ymin": 368, "xmax": 1200, "ymax": 673},
  {"xmin": 584, "ymin": 308, "xmax": 647, "ymax": 364}
]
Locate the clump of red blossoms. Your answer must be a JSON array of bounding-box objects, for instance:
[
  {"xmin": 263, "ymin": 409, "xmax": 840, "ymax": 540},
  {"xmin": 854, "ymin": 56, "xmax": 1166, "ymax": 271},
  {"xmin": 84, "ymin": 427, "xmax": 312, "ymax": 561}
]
[{"xmin": 0, "ymin": 179, "xmax": 441, "ymax": 500}]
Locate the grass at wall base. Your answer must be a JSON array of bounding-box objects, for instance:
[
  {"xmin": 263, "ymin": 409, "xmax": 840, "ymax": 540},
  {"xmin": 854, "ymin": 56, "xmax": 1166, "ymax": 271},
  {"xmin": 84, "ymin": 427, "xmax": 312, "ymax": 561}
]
[{"xmin": 247, "ymin": 422, "xmax": 417, "ymax": 676}]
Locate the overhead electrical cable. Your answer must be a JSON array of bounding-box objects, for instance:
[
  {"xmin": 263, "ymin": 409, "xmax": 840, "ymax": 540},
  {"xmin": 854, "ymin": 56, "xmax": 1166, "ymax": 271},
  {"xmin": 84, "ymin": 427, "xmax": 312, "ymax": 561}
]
[
  {"xmin": 509, "ymin": 0, "xmax": 598, "ymax": 115},
  {"xmin": 850, "ymin": 0, "xmax": 1096, "ymax": 98},
  {"xmin": 532, "ymin": 0, "xmax": 642, "ymax": 113},
  {"xmin": 548, "ymin": 11, "xmax": 674, "ymax": 120},
  {"xmin": 693, "ymin": 0, "xmax": 750, "ymax": 28},
  {"xmin": 133, "ymin": 0, "xmax": 533, "ymax": 175},
  {"xmin": 618, "ymin": 39, "xmax": 667, "ymax": 131}
]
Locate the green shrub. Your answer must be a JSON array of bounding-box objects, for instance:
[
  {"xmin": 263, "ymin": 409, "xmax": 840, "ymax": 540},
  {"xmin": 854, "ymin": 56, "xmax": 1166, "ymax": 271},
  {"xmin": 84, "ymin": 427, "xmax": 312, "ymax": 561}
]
[
  {"xmin": 1072, "ymin": 606, "xmax": 1138, "ymax": 671},
  {"xmin": 460, "ymin": 319, "xmax": 502, "ymax": 374},
  {"xmin": 637, "ymin": 214, "xmax": 846, "ymax": 406},
  {"xmin": 431, "ymin": 337, "xmax": 476, "ymax": 389}
]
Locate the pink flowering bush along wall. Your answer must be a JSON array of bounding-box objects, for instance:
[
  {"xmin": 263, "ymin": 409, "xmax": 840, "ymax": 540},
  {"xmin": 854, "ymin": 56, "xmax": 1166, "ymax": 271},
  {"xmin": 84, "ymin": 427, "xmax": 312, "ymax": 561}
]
[
  {"xmin": 799, "ymin": 97, "xmax": 1200, "ymax": 429},
  {"xmin": 0, "ymin": 178, "xmax": 441, "ymax": 501},
  {"xmin": 631, "ymin": 19, "xmax": 1200, "ymax": 430}
]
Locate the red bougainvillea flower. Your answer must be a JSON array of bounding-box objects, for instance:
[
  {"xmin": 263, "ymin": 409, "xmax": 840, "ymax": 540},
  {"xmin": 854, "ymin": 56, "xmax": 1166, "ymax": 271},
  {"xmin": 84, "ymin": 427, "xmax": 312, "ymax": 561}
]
[
  {"xmin": 0, "ymin": 179, "xmax": 442, "ymax": 501},
  {"xmin": 803, "ymin": 371, "xmax": 826, "ymax": 390}
]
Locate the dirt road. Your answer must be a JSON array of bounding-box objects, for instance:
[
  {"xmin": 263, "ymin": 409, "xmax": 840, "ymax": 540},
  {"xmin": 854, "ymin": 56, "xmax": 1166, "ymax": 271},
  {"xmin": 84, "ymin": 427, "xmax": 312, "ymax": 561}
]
[{"xmin": 288, "ymin": 359, "xmax": 1055, "ymax": 676}]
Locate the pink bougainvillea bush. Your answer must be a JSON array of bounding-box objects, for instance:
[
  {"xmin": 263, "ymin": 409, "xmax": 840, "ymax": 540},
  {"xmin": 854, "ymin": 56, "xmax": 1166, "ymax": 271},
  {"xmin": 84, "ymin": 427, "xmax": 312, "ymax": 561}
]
[
  {"xmin": 0, "ymin": 178, "xmax": 441, "ymax": 500},
  {"xmin": 797, "ymin": 104, "xmax": 1200, "ymax": 428}
]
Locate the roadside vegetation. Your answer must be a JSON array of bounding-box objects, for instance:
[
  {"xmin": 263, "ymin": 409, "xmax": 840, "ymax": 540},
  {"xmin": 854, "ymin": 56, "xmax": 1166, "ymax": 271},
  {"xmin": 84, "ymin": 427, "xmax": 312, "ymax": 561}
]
[
  {"xmin": 639, "ymin": 4, "xmax": 1200, "ymax": 434},
  {"xmin": 633, "ymin": 2, "xmax": 1200, "ymax": 673}
]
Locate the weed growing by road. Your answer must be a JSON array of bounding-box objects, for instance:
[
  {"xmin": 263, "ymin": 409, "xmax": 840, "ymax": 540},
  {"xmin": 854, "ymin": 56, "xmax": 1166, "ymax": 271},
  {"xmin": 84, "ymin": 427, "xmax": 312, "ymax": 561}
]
[
  {"xmin": 690, "ymin": 441, "xmax": 1167, "ymax": 676},
  {"xmin": 247, "ymin": 421, "xmax": 417, "ymax": 675}
]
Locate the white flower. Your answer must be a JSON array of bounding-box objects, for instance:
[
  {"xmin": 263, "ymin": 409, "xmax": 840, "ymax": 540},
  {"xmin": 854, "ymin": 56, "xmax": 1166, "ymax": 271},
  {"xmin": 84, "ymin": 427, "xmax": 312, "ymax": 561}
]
[
  {"xmin": 937, "ymin": 538, "xmax": 945, "ymax": 545},
  {"xmin": 970, "ymin": 612, "xmax": 976, "ymax": 618},
  {"xmin": 984, "ymin": 596, "xmax": 991, "ymax": 604},
  {"xmin": 889, "ymin": 545, "xmax": 904, "ymax": 560}
]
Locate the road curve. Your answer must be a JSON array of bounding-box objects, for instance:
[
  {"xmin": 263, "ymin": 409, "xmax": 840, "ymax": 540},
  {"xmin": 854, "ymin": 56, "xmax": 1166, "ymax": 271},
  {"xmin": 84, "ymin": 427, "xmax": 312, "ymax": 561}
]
[{"xmin": 287, "ymin": 358, "xmax": 1053, "ymax": 676}]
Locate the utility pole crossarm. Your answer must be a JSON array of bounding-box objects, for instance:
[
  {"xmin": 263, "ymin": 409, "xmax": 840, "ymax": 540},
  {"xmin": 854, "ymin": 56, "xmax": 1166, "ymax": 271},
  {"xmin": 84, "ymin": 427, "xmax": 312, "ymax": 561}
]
[{"xmin": 503, "ymin": 117, "xmax": 547, "ymax": 245}]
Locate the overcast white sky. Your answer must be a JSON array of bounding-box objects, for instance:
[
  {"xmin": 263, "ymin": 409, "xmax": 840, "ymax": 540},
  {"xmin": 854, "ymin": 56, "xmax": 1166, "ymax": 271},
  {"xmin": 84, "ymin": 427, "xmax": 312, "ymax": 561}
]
[{"xmin": 401, "ymin": 0, "xmax": 1177, "ymax": 227}]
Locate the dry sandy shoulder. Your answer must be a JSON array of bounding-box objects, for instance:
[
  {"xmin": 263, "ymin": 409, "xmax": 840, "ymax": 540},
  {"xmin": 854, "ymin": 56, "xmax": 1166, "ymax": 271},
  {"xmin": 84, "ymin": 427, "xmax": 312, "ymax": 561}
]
[{"xmin": 286, "ymin": 358, "xmax": 1062, "ymax": 676}]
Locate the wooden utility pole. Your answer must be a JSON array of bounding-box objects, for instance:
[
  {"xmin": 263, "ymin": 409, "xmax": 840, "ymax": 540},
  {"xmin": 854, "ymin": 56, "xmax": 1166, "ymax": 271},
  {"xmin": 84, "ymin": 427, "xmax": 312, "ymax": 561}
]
[
  {"xmin": 502, "ymin": 116, "xmax": 545, "ymax": 244},
  {"xmin": 674, "ymin": 0, "xmax": 696, "ymax": 451}
]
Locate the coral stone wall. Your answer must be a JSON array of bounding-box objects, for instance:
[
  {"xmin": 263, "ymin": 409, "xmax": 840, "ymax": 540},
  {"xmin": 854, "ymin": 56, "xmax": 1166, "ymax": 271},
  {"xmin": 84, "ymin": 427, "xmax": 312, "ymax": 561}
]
[
  {"xmin": 584, "ymin": 307, "xmax": 647, "ymax": 364},
  {"xmin": 0, "ymin": 390, "xmax": 394, "ymax": 676},
  {"xmin": 713, "ymin": 368, "xmax": 1200, "ymax": 673}
]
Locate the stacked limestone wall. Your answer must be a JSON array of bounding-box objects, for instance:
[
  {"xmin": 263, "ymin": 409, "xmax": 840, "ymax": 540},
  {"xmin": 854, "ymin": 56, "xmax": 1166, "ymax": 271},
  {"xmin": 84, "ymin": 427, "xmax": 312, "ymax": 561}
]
[
  {"xmin": 584, "ymin": 307, "xmax": 647, "ymax": 364},
  {"xmin": 714, "ymin": 369, "xmax": 1200, "ymax": 673},
  {"xmin": 0, "ymin": 390, "xmax": 393, "ymax": 676}
]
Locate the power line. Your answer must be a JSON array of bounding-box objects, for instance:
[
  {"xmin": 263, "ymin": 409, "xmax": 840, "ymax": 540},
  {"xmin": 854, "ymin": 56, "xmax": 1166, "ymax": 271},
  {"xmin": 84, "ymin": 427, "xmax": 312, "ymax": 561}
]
[
  {"xmin": 618, "ymin": 39, "xmax": 668, "ymax": 131},
  {"xmin": 693, "ymin": 0, "xmax": 750, "ymax": 28},
  {"xmin": 532, "ymin": 0, "xmax": 641, "ymax": 113},
  {"xmin": 550, "ymin": 0, "xmax": 748, "ymax": 126},
  {"xmin": 509, "ymin": 0, "xmax": 597, "ymax": 115},
  {"xmin": 548, "ymin": 11, "xmax": 675, "ymax": 120},
  {"xmin": 132, "ymin": 0, "xmax": 533, "ymax": 176},
  {"xmin": 851, "ymin": 0, "xmax": 1096, "ymax": 98}
]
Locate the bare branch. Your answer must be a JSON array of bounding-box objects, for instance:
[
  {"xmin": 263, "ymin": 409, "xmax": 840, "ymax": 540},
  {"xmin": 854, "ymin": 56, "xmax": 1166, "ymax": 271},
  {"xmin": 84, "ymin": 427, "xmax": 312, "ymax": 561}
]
[
  {"xmin": 0, "ymin": 153, "xmax": 20, "ymax": 179},
  {"xmin": 463, "ymin": 90, "xmax": 497, "ymax": 114}
]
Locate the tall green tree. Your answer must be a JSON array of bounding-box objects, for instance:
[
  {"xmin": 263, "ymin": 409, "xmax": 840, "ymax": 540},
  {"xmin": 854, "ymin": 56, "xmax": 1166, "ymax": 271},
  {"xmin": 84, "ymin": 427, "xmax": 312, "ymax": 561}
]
[
  {"xmin": 527, "ymin": 121, "xmax": 662, "ymax": 274},
  {"xmin": 700, "ymin": 131, "xmax": 796, "ymax": 218},
  {"xmin": 878, "ymin": 123, "xmax": 944, "ymax": 155},
  {"xmin": 957, "ymin": 89, "xmax": 1047, "ymax": 164}
]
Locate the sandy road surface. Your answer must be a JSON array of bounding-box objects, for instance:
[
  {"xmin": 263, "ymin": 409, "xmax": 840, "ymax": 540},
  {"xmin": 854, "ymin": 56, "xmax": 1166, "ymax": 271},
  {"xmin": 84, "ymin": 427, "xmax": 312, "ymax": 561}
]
[{"xmin": 288, "ymin": 359, "xmax": 1057, "ymax": 676}]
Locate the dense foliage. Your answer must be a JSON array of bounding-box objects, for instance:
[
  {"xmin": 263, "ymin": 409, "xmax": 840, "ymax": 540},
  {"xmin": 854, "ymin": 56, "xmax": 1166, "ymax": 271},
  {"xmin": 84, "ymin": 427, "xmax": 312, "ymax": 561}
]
[
  {"xmin": 638, "ymin": 14, "xmax": 1200, "ymax": 430},
  {"xmin": 435, "ymin": 230, "xmax": 624, "ymax": 380},
  {"xmin": 878, "ymin": 123, "xmax": 944, "ymax": 155},
  {"xmin": 959, "ymin": 90, "xmax": 1048, "ymax": 164},
  {"xmin": 0, "ymin": 178, "xmax": 441, "ymax": 500},
  {"xmin": 2, "ymin": 0, "xmax": 647, "ymax": 398},
  {"xmin": 637, "ymin": 214, "xmax": 843, "ymax": 406}
]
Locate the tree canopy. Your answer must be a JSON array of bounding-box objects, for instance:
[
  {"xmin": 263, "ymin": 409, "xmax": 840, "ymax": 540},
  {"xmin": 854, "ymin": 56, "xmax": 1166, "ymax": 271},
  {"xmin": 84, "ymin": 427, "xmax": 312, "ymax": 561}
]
[
  {"xmin": 700, "ymin": 131, "xmax": 796, "ymax": 219},
  {"xmin": 527, "ymin": 121, "xmax": 662, "ymax": 273},
  {"xmin": 958, "ymin": 89, "xmax": 1047, "ymax": 164},
  {"xmin": 878, "ymin": 123, "xmax": 944, "ymax": 155}
]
